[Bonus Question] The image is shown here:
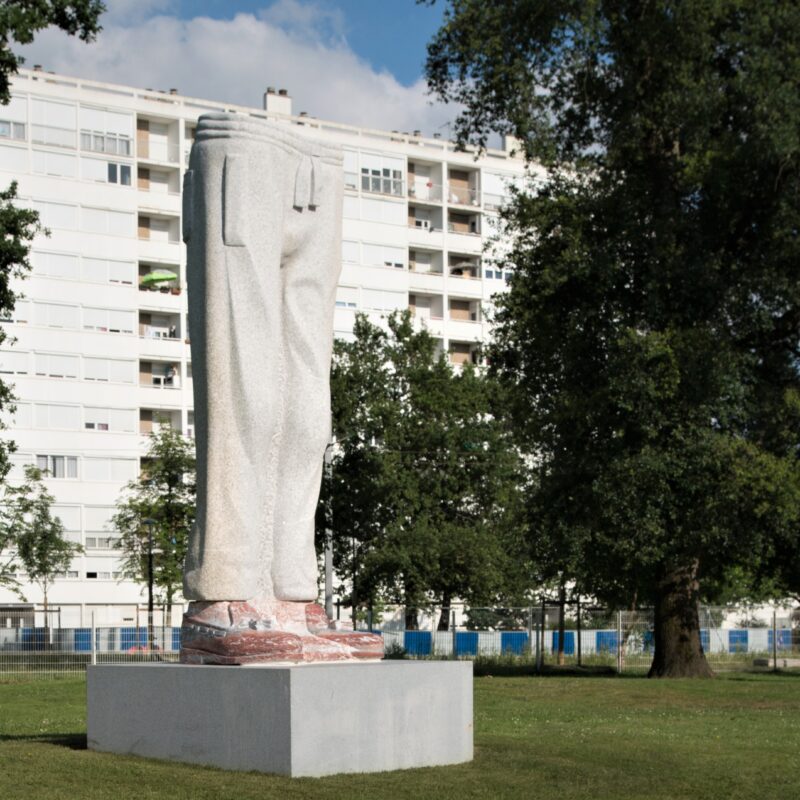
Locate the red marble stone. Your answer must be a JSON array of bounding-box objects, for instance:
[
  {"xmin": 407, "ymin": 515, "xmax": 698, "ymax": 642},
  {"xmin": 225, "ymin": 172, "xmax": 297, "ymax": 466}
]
[{"xmin": 179, "ymin": 600, "xmax": 385, "ymax": 665}]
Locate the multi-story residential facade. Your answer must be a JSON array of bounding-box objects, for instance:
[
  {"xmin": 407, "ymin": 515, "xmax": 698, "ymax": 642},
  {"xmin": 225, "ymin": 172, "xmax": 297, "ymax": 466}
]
[{"xmin": 0, "ymin": 68, "xmax": 527, "ymax": 627}]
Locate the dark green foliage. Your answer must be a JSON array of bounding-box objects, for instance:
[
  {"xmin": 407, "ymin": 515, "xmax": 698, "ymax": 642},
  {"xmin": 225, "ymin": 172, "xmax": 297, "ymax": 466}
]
[
  {"xmin": 425, "ymin": 2, "xmax": 800, "ymax": 672},
  {"xmin": 321, "ymin": 312, "xmax": 530, "ymax": 625},
  {"xmin": 0, "ymin": 0, "xmax": 104, "ymax": 104},
  {"xmin": 112, "ymin": 426, "xmax": 195, "ymax": 616}
]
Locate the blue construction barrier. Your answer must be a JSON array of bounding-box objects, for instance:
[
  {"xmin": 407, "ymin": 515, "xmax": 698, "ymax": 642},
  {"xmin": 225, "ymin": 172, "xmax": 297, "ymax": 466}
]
[
  {"xmin": 120, "ymin": 627, "xmax": 149, "ymax": 651},
  {"xmin": 729, "ymin": 629, "xmax": 748, "ymax": 653},
  {"xmin": 74, "ymin": 628, "xmax": 91, "ymax": 652},
  {"xmin": 455, "ymin": 631, "xmax": 479, "ymax": 656},
  {"xmin": 700, "ymin": 629, "xmax": 710, "ymax": 652},
  {"xmin": 768, "ymin": 628, "xmax": 792, "ymax": 651},
  {"xmin": 596, "ymin": 630, "xmax": 618, "ymax": 653},
  {"xmin": 172, "ymin": 627, "xmax": 182, "ymax": 651},
  {"xmin": 501, "ymin": 631, "xmax": 528, "ymax": 655},
  {"xmin": 20, "ymin": 628, "xmax": 47, "ymax": 650},
  {"xmin": 404, "ymin": 630, "xmax": 432, "ymax": 656},
  {"xmin": 551, "ymin": 630, "xmax": 575, "ymax": 655}
]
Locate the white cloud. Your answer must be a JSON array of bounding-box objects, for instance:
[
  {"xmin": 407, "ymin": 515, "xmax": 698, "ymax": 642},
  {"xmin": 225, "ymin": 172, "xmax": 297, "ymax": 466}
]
[{"xmin": 16, "ymin": 3, "xmax": 456, "ymax": 137}]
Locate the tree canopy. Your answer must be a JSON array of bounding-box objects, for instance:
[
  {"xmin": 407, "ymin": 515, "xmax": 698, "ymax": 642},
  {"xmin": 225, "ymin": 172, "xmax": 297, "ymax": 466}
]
[
  {"xmin": 321, "ymin": 312, "xmax": 530, "ymax": 629},
  {"xmin": 0, "ymin": 0, "xmax": 104, "ymax": 103},
  {"xmin": 113, "ymin": 425, "xmax": 195, "ymax": 621},
  {"xmin": 425, "ymin": 0, "xmax": 800, "ymax": 676}
]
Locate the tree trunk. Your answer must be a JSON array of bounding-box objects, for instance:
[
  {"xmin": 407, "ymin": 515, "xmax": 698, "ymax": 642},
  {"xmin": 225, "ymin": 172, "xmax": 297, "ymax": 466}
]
[
  {"xmin": 648, "ymin": 561, "xmax": 714, "ymax": 678},
  {"xmin": 42, "ymin": 587, "xmax": 49, "ymax": 651},
  {"xmin": 557, "ymin": 581, "xmax": 566, "ymax": 666},
  {"xmin": 437, "ymin": 593, "xmax": 451, "ymax": 631}
]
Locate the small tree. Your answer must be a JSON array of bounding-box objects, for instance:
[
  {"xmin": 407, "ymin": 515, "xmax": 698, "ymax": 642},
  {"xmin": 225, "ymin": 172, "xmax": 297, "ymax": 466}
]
[
  {"xmin": 10, "ymin": 465, "xmax": 82, "ymax": 628},
  {"xmin": 113, "ymin": 424, "xmax": 195, "ymax": 636}
]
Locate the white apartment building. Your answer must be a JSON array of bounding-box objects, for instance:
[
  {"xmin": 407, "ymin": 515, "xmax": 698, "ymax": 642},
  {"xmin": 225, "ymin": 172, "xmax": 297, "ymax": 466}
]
[{"xmin": 0, "ymin": 68, "xmax": 526, "ymax": 627}]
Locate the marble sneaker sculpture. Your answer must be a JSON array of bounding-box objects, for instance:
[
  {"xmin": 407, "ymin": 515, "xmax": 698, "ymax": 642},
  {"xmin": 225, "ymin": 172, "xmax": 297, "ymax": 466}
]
[{"xmin": 180, "ymin": 113, "xmax": 382, "ymax": 664}]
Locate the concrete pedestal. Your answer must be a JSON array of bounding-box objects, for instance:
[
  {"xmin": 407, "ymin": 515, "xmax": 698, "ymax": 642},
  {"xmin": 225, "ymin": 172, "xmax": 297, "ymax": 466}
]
[{"xmin": 87, "ymin": 661, "xmax": 473, "ymax": 777}]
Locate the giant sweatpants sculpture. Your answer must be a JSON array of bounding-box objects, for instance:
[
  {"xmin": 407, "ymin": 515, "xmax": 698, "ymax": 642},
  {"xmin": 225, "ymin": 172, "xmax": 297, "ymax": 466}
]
[{"xmin": 179, "ymin": 113, "xmax": 381, "ymax": 663}]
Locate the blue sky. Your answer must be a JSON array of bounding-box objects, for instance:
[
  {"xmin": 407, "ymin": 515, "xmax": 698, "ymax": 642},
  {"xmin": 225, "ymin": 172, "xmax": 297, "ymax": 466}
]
[
  {"xmin": 166, "ymin": 0, "xmax": 446, "ymax": 85},
  {"xmin": 19, "ymin": 0, "xmax": 454, "ymax": 135}
]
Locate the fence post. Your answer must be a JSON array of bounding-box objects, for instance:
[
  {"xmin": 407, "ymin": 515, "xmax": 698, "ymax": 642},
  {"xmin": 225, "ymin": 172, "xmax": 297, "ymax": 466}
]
[
  {"xmin": 773, "ymin": 609, "xmax": 778, "ymax": 672},
  {"xmin": 616, "ymin": 610, "xmax": 623, "ymax": 674},
  {"xmin": 451, "ymin": 609, "xmax": 456, "ymax": 656},
  {"xmin": 91, "ymin": 611, "xmax": 96, "ymax": 666},
  {"xmin": 527, "ymin": 606, "xmax": 533, "ymax": 657}
]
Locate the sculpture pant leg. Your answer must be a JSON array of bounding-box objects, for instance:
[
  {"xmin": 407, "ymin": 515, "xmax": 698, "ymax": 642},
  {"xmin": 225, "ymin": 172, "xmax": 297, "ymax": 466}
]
[
  {"xmin": 182, "ymin": 114, "xmax": 343, "ymax": 603},
  {"xmin": 183, "ymin": 130, "xmax": 292, "ymax": 601},
  {"xmin": 271, "ymin": 158, "xmax": 344, "ymax": 601}
]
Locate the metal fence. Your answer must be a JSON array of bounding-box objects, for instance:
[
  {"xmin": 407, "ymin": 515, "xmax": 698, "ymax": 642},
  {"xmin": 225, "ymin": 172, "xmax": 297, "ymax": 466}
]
[
  {"xmin": 1, "ymin": 604, "xmax": 797, "ymax": 678},
  {"xmin": 358, "ymin": 604, "xmax": 800, "ymax": 673}
]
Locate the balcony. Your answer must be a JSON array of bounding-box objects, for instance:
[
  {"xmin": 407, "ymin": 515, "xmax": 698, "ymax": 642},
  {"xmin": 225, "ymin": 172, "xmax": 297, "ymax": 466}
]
[
  {"xmin": 408, "ymin": 180, "xmax": 443, "ymax": 203},
  {"xmin": 448, "ymin": 256, "xmax": 481, "ymax": 280},
  {"xmin": 446, "ymin": 185, "xmax": 480, "ymax": 207},
  {"xmin": 448, "ymin": 341, "xmax": 480, "ymax": 367},
  {"xmin": 137, "ymin": 138, "xmax": 181, "ymax": 164}
]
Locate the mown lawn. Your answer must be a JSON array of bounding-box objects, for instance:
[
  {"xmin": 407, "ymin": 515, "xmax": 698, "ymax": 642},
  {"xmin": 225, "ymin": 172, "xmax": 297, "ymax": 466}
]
[{"xmin": 1, "ymin": 672, "xmax": 799, "ymax": 799}]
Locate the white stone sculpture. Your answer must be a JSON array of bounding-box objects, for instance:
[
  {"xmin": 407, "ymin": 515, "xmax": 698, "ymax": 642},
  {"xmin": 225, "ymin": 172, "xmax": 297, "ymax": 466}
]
[{"xmin": 178, "ymin": 113, "xmax": 381, "ymax": 663}]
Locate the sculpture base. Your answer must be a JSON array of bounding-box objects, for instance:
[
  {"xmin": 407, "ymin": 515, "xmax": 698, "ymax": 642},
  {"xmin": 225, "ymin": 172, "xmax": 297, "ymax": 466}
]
[{"xmin": 87, "ymin": 662, "xmax": 473, "ymax": 777}]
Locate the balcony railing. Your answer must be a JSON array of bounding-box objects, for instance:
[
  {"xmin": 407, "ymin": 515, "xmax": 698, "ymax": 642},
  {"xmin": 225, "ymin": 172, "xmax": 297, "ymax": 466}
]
[
  {"xmin": 446, "ymin": 185, "xmax": 480, "ymax": 207},
  {"xmin": 139, "ymin": 325, "xmax": 179, "ymax": 339},
  {"xmin": 138, "ymin": 139, "xmax": 180, "ymax": 163},
  {"xmin": 142, "ymin": 375, "xmax": 180, "ymax": 389},
  {"xmin": 408, "ymin": 181, "xmax": 443, "ymax": 202}
]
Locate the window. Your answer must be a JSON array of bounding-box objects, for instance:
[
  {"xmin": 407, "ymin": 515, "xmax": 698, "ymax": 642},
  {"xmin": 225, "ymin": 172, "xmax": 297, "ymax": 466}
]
[
  {"xmin": 83, "ymin": 458, "xmax": 138, "ymax": 483},
  {"xmin": 35, "ymin": 353, "xmax": 79, "ymax": 379},
  {"xmin": 83, "ymin": 257, "xmax": 135, "ymax": 285},
  {"xmin": 32, "ymin": 150, "xmax": 77, "ymax": 178},
  {"xmin": 361, "ymin": 198, "xmax": 405, "ymax": 225},
  {"xmin": 0, "ymin": 120, "xmax": 25, "ymax": 141},
  {"xmin": 360, "ymin": 153, "xmax": 405, "ymax": 196},
  {"xmin": 84, "ymin": 536, "xmax": 121, "ymax": 550},
  {"xmin": 30, "ymin": 200, "xmax": 78, "ymax": 230},
  {"xmin": 36, "ymin": 455, "xmax": 78, "ymax": 479},
  {"xmin": 31, "ymin": 251, "xmax": 80, "ymax": 280},
  {"xmin": 56, "ymin": 571, "xmax": 79, "ymax": 579},
  {"xmin": 107, "ymin": 162, "xmax": 132, "ymax": 185},
  {"xmin": 81, "ymin": 158, "xmax": 132, "ymax": 185},
  {"xmin": 80, "ymin": 207, "xmax": 135, "ymax": 237},
  {"xmin": 31, "ymin": 99, "xmax": 77, "ymax": 148},
  {"xmin": 84, "ymin": 357, "xmax": 136, "ymax": 383},
  {"xmin": 79, "ymin": 107, "xmax": 133, "ymax": 157},
  {"xmin": 342, "ymin": 240, "xmax": 359, "ymax": 263},
  {"xmin": 83, "ymin": 307, "xmax": 135, "ymax": 334},
  {"xmin": 361, "ymin": 289, "xmax": 406, "ymax": 313},
  {"xmin": 33, "ymin": 403, "xmax": 81, "ymax": 430},
  {"xmin": 84, "ymin": 408, "xmax": 137, "ymax": 434},
  {"xmin": 362, "ymin": 244, "xmax": 405, "ymax": 269},
  {"xmin": 335, "ymin": 287, "xmax": 358, "ymax": 309},
  {"xmin": 0, "ymin": 350, "xmax": 28, "ymax": 375},
  {"xmin": 33, "ymin": 302, "xmax": 80, "ymax": 329}
]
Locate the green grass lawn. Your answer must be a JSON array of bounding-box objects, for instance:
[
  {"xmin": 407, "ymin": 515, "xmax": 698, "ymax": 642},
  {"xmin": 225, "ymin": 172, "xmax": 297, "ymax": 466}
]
[{"xmin": 1, "ymin": 672, "xmax": 799, "ymax": 800}]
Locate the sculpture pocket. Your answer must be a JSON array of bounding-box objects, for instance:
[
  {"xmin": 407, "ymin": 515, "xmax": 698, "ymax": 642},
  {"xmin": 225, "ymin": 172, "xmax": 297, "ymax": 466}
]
[
  {"xmin": 223, "ymin": 154, "xmax": 247, "ymax": 246},
  {"xmin": 182, "ymin": 169, "xmax": 194, "ymax": 244}
]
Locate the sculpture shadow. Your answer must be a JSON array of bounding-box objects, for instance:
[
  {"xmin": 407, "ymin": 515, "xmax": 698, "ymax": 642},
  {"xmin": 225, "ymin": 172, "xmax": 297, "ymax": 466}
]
[{"xmin": 0, "ymin": 732, "xmax": 86, "ymax": 750}]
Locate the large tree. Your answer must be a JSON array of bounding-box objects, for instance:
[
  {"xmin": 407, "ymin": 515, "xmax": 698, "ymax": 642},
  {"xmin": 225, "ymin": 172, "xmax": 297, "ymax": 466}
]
[
  {"xmin": 0, "ymin": 1, "xmax": 104, "ymax": 103},
  {"xmin": 323, "ymin": 312, "xmax": 529, "ymax": 629},
  {"xmin": 10, "ymin": 465, "xmax": 82, "ymax": 628},
  {"xmin": 425, "ymin": 1, "xmax": 800, "ymax": 676},
  {"xmin": 113, "ymin": 425, "xmax": 195, "ymax": 630}
]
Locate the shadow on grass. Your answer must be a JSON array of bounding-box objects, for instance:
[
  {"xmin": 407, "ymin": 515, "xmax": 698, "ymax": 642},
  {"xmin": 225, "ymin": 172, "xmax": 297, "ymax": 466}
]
[{"xmin": 0, "ymin": 732, "xmax": 86, "ymax": 749}]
